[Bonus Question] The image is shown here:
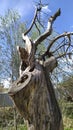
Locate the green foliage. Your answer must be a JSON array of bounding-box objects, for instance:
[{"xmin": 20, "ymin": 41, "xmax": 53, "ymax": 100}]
[
  {"xmin": 60, "ymin": 76, "xmax": 73, "ymax": 93},
  {"xmin": 59, "ymin": 101, "xmax": 73, "ymax": 130},
  {"xmin": 63, "ymin": 103, "xmax": 73, "ymax": 119},
  {"xmin": 58, "ymin": 98, "xmax": 73, "ymax": 129},
  {"xmin": 63, "ymin": 116, "xmax": 73, "ymax": 130},
  {"xmin": 57, "ymin": 76, "xmax": 73, "ymax": 130}
]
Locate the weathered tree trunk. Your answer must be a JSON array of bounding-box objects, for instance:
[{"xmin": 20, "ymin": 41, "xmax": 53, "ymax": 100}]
[
  {"xmin": 8, "ymin": 8, "xmax": 64, "ymax": 130},
  {"xmin": 8, "ymin": 60, "xmax": 63, "ymax": 130}
]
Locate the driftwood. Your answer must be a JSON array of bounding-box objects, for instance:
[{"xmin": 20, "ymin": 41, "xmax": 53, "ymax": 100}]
[{"xmin": 8, "ymin": 8, "xmax": 66, "ymax": 130}]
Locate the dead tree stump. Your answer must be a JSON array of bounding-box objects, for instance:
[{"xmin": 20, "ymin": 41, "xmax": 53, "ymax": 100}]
[
  {"xmin": 8, "ymin": 61, "xmax": 63, "ymax": 130},
  {"xmin": 8, "ymin": 8, "xmax": 64, "ymax": 130}
]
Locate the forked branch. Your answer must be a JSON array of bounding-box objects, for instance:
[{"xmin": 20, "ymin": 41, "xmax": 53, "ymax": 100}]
[
  {"xmin": 22, "ymin": 7, "xmax": 73, "ymax": 62},
  {"xmin": 34, "ymin": 8, "xmax": 61, "ymax": 46},
  {"xmin": 43, "ymin": 32, "xmax": 73, "ymax": 58},
  {"xmin": 47, "ymin": 32, "xmax": 73, "ymax": 51},
  {"xmin": 24, "ymin": 7, "xmax": 41, "ymax": 35},
  {"xmin": 23, "ymin": 8, "xmax": 61, "ymax": 55}
]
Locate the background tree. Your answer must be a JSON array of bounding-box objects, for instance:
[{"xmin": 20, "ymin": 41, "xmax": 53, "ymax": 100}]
[
  {"xmin": 56, "ymin": 76, "xmax": 73, "ymax": 130},
  {"xmin": 0, "ymin": 9, "xmax": 26, "ymax": 83}
]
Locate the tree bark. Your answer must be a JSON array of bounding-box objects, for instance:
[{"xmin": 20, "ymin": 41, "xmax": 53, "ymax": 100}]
[{"xmin": 8, "ymin": 59, "xmax": 63, "ymax": 130}]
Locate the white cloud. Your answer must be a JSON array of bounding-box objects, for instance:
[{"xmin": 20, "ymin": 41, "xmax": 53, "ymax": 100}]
[
  {"xmin": 1, "ymin": 78, "xmax": 11, "ymax": 88},
  {"xmin": 42, "ymin": 5, "xmax": 51, "ymax": 13}
]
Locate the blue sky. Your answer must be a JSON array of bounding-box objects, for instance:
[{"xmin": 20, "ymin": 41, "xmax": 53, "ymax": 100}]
[
  {"xmin": 0, "ymin": 0, "xmax": 73, "ymax": 86},
  {"xmin": 0, "ymin": 0, "xmax": 73, "ymax": 33}
]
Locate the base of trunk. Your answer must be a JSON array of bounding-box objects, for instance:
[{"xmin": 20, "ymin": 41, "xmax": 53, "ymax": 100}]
[{"xmin": 8, "ymin": 62, "xmax": 63, "ymax": 130}]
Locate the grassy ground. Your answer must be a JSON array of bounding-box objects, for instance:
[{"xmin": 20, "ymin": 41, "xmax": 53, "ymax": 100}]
[
  {"xmin": 0, "ymin": 125, "xmax": 27, "ymax": 130},
  {"xmin": 0, "ymin": 107, "xmax": 73, "ymax": 130},
  {"xmin": 64, "ymin": 127, "xmax": 73, "ymax": 130},
  {"xmin": 0, "ymin": 126, "xmax": 73, "ymax": 130}
]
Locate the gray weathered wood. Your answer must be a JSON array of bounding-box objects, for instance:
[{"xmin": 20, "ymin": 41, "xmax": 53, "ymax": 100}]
[
  {"xmin": 8, "ymin": 8, "xmax": 64, "ymax": 130},
  {"xmin": 8, "ymin": 61, "xmax": 63, "ymax": 130}
]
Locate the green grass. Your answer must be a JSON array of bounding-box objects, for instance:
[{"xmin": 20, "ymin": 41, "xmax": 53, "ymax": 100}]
[
  {"xmin": 0, "ymin": 125, "xmax": 27, "ymax": 130},
  {"xmin": 64, "ymin": 128, "xmax": 73, "ymax": 130},
  {"xmin": 18, "ymin": 125, "xmax": 27, "ymax": 130},
  {"xmin": 0, "ymin": 125, "xmax": 73, "ymax": 130}
]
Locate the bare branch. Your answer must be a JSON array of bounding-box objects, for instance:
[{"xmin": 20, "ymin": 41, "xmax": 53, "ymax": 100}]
[
  {"xmin": 52, "ymin": 41, "xmax": 67, "ymax": 53},
  {"xmin": 35, "ymin": 23, "xmax": 41, "ymax": 34},
  {"xmin": 34, "ymin": 8, "xmax": 61, "ymax": 46},
  {"xmin": 36, "ymin": 16, "xmax": 44, "ymax": 29},
  {"xmin": 24, "ymin": 7, "xmax": 41, "ymax": 35},
  {"xmin": 56, "ymin": 52, "xmax": 72, "ymax": 59},
  {"xmin": 65, "ymin": 34, "xmax": 71, "ymax": 53},
  {"xmin": 44, "ymin": 32, "xmax": 73, "ymax": 56}
]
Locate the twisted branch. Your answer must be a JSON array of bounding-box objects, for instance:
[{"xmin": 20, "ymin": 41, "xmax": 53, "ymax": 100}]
[
  {"xmin": 24, "ymin": 7, "xmax": 41, "ymax": 35},
  {"xmin": 43, "ymin": 32, "xmax": 73, "ymax": 57},
  {"xmin": 34, "ymin": 8, "xmax": 61, "ymax": 46}
]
